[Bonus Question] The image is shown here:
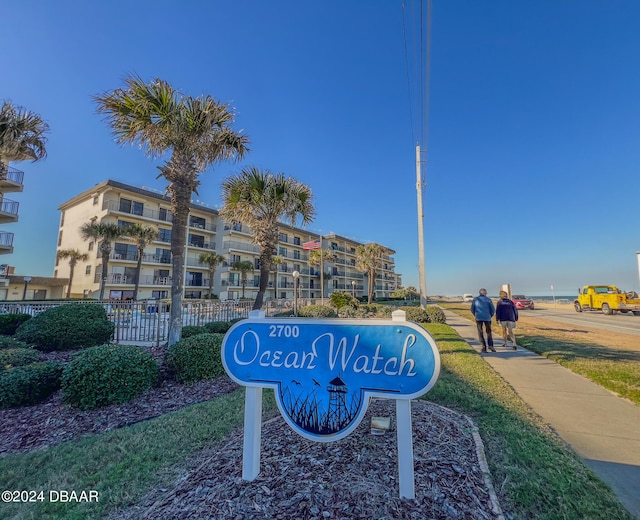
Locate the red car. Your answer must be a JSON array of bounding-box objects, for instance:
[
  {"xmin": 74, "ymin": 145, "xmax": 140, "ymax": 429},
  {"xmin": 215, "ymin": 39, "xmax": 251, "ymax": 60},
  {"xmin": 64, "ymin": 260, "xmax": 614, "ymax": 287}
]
[{"xmin": 512, "ymin": 295, "xmax": 534, "ymax": 310}]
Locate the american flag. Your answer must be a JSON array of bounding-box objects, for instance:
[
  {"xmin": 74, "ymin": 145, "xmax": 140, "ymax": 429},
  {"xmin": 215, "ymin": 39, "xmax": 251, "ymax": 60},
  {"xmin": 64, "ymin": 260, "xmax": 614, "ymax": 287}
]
[{"xmin": 302, "ymin": 239, "xmax": 321, "ymax": 250}]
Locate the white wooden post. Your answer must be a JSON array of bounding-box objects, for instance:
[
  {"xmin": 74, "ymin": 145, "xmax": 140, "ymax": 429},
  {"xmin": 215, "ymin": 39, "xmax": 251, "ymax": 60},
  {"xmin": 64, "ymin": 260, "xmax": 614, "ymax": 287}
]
[
  {"xmin": 392, "ymin": 309, "xmax": 415, "ymax": 499},
  {"xmin": 242, "ymin": 310, "xmax": 265, "ymax": 480},
  {"xmin": 396, "ymin": 399, "xmax": 415, "ymax": 499},
  {"xmin": 242, "ymin": 386, "xmax": 263, "ymax": 480}
]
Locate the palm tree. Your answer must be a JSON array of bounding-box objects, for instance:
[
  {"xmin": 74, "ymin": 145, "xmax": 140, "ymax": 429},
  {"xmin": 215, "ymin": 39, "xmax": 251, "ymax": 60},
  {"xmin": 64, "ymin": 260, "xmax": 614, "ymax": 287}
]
[
  {"xmin": 271, "ymin": 255, "xmax": 284, "ymax": 300},
  {"xmin": 0, "ymin": 100, "xmax": 49, "ymax": 175},
  {"xmin": 127, "ymin": 224, "xmax": 159, "ymax": 300},
  {"xmin": 56, "ymin": 249, "xmax": 89, "ymax": 298},
  {"xmin": 220, "ymin": 167, "xmax": 315, "ymax": 310},
  {"xmin": 95, "ymin": 75, "xmax": 249, "ymax": 345},
  {"xmin": 308, "ymin": 248, "xmax": 337, "ymax": 301},
  {"xmin": 356, "ymin": 243, "xmax": 387, "ymax": 304},
  {"xmin": 199, "ymin": 251, "xmax": 225, "ymax": 299},
  {"xmin": 232, "ymin": 260, "xmax": 254, "ymax": 299},
  {"xmin": 80, "ymin": 222, "xmax": 127, "ymax": 300}
]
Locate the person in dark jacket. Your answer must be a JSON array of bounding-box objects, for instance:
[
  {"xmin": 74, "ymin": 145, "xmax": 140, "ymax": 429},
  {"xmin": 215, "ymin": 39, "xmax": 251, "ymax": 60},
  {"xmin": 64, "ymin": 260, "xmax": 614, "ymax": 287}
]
[
  {"xmin": 471, "ymin": 288, "xmax": 495, "ymax": 352},
  {"xmin": 496, "ymin": 290, "xmax": 518, "ymax": 350}
]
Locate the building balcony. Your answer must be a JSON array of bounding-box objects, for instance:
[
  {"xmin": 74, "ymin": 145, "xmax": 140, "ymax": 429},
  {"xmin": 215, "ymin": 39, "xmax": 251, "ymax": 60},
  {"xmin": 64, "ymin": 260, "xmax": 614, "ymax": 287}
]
[
  {"xmin": 223, "ymin": 223, "xmax": 253, "ymax": 236},
  {"xmin": 185, "ymin": 278, "xmax": 210, "ymax": 288},
  {"xmin": 0, "ymin": 166, "xmax": 25, "ymax": 193},
  {"xmin": 188, "ymin": 221, "xmax": 216, "ymax": 233},
  {"xmin": 221, "ymin": 279, "xmax": 258, "ymax": 288},
  {"xmin": 0, "ymin": 198, "xmax": 19, "ymax": 224},
  {"xmin": 222, "ymin": 240, "xmax": 260, "ymax": 255},
  {"xmin": 187, "ymin": 241, "xmax": 216, "ymax": 251},
  {"xmin": 0, "ymin": 231, "xmax": 14, "ymax": 254},
  {"xmin": 103, "ymin": 200, "xmax": 174, "ymax": 224}
]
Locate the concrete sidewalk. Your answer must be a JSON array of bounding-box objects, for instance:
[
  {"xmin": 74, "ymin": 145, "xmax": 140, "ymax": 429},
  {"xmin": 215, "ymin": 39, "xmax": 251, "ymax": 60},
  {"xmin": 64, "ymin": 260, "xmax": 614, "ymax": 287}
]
[{"xmin": 442, "ymin": 309, "xmax": 640, "ymax": 519}]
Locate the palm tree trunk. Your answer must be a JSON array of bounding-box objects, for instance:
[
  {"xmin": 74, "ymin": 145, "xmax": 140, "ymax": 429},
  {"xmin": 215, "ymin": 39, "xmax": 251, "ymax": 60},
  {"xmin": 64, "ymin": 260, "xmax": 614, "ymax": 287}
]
[
  {"xmin": 208, "ymin": 270, "xmax": 214, "ymax": 299},
  {"xmin": 167, "ymin": 180, "xmax": 191, "ymax": 346},
  {"xmin": 67, "ymin": 262, "xmax": 76, "ymax": 299},
  {"xmin": 99, "ymin": 251, "xmax": 110, "ymax": 300},
  {"xmin": 133, "ymin": 249, "xmax": 143, "ymax": 300},
  {"xmin": 368, "ymin": 271, "xmax": 374, "ymax": 304}
]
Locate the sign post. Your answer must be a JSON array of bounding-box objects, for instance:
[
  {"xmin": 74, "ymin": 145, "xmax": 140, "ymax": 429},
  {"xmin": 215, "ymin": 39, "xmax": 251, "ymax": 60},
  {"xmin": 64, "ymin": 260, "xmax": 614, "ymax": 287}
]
[{"xmin": 222, "ymin": 309, "xmax": 440, "ymax": 499}]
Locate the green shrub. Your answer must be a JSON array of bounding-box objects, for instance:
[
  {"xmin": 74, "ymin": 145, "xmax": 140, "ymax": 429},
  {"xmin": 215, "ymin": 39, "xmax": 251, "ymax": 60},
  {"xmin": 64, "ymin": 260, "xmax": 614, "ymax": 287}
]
[
  {"xmin": 0, "ymin": 348, "xmax": 39, "ymax": 368},
  {"xmin": 297, "ymin": 305, "xmax": 337, "ymax": 318},
  {"xmin": 0, "ymin": 362, "xmax": 63, "ymax": 408},
  {"xmin": 203, "ymin": 321, "xmax": 232, "ymax": 334},
  {"xmin": 166, "ymin": 333, "xmax": 225, "ymax": 383},
  {"xmin": 426, "ymin": 306, "xmax": 447, "ymax": 324},
  {"xmin": 399, "ymin": 306, "xmax": 431, "ymax": 323},
  {"xmin": 338, "ymin": 304, "xmax": 393, "ymax": 319},
  {"xmin": 181, "ymin": 325, "xmax": 207, "ymax": 338},
  {"xmin": 62, "ymin": 344, "xmax": 159, "ymax": 410},
  {"xmin": 0, "ymin": 336, "xmax": 31, "ymax": 350},
  {"xmin": 0, "ymin": 313, "xmax": 32, "ymax": 336},
  {"xmin": 330, "ymin": 291, "xmax": 358, "ymax": 310},
  {"xmin": 15, "ymin": 303, "xmax": 114, "ymax": 352}
]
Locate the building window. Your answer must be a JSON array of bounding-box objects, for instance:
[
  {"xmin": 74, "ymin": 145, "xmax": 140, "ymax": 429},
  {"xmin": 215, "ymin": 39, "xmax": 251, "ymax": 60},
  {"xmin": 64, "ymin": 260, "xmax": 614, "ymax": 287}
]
[
  {"xmin": 152, "ymin": 290, "xmax": 168, "ymax": 299},
  {"xmin": 279, "ymin": 232, "xmax": 288, "ymax": 243},
  {"xmin": 60, "ymin": 212, "xmax": 65, "ymax": 227},
  {"xmin": 188, "ymin": 234, "xmax": 205, "ymax": 248},
  {"xmin": 279, "ymin": 247, "xmax": 287, "ymax": 257},
  {"xmin": 57, "ymin": 231, "xmax": 63, "ymax": 246},
  {"xmin": 93, "ymin": 196, "xmax": 99, "ymax": 206},
  {"xmin": 184, "ymin": 290, "xmax": 202, "ymax": 299},
  {"xmin": 119, "ymin": 198, "xmax": 143, "ymax": 216},
  {"xmin": 293, "ymin": 250, "xmax": 300, "ymax": 260},
  {"xmin": 117, "ymin": 219, "xmax": 135, "ymax": 229},
  {"xmin": 230, "ymin": 254, "xmax": 241, "ymax": 264},
  {"xmin": 33, "ymin": 289, "xmax": 47, "ymax": 300},
  {"xmin": 189, "ymin": 216, "xmax": 206, "ymax": 229},
  {"xmin": 155, "ymin": 248, "xmax": 171, "ymax": 264},
  {"xmin": 88, "ymin": 241, "xmax": 94, "ymax": 251},
  {"xmin": 159, "ymin": 207, "xmax": 169, "ymax": 221},
  {"xmin": 85, "ymin": 265, "xmax": 91, "ymax": 275},
  {"xmin": 158, "ymin": 228, "xmax": 171, "ymax": 243},
  {"xmin": 293, "ymin": 236, "xmax": 301, "ymax": 246}
]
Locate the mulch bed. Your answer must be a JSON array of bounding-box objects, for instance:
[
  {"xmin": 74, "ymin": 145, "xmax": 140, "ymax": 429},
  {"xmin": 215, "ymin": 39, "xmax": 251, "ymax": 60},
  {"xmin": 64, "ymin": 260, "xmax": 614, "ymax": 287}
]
[
  {"xmin": 1, "ymin": 350, "xmax": 505, "ymax": 519},
  {"xmin": 108, "ymin": 399, "xmax": 504, "ymax": 520}
]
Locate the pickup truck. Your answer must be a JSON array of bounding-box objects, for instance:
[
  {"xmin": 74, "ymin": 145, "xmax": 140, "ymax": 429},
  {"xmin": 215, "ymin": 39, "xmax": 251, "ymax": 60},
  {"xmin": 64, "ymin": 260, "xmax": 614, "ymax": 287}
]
[{"xmin": 574, "ymin": 285, "xmax": 640, "ymax": 316}]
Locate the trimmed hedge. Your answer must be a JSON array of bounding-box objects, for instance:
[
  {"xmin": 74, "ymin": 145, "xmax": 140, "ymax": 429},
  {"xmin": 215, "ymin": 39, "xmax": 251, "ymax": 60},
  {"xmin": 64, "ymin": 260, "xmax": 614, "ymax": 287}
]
[
  {"xmin": 0, "ymin": 348, "xmax": 39, "ymax": 368},
  {"xmin": 166, "ymin": 333, "xmax": 225, "ymax": 383},
  {"xmin": 0, "ymin": 362, "xmax": 63, "ymax": 408},
  {"xmin": 0, "ymin": 313, "xmax": 32, "ymax": 336},
  {"xmin": 399, "ymin": 306, "xmax": 431, "ymax": 323},
  {"xmin": 15, "ymin": 304, "xmax": 114, "ymax": 351},
  {"xmin": 204, "ymin": 321, "xmax": 232, "ymax": 334},
  {"xmin": 297, "ymin": 305, "xmax": 337, "ymax": 318},
  {"xmin": 0, "ymin": 336, "xmax": 31, "ymax": 350},
  {"xmin": 426, "ymin": 306, "xmax": 447, "ymax": 324},
  {"xmin": 181, "ymin": 325, "xmax": 208, "ymax": 338},
  {"xmin": 62, "ymin": 344, "xmax": 159, "ymax": 410}
]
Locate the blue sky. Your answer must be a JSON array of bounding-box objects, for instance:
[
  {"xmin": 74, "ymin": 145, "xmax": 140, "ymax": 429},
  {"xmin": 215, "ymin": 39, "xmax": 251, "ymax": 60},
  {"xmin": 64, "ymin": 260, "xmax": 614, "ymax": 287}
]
[{"xmin": 2, "ymin": 0, "xmax": 639, "ymax": 297}]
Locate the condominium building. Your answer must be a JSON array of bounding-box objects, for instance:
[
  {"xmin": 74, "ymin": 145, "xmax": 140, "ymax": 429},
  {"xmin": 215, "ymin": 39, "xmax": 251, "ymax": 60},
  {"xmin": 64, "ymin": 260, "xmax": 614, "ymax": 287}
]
[{"xmin": 55, "ymin": 179, "xmax": 401, "ymax": 301}]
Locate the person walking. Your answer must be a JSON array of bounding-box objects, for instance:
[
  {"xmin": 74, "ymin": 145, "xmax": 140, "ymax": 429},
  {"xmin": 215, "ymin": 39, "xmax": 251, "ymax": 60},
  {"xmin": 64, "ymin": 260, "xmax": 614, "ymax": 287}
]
[
  {"xmin": 496, "ymin": 290, "xmax": 518, "ymax": 350},
  {"xmin": 471, "ymin": 288, "xmax": 496, "ymax": 352}
]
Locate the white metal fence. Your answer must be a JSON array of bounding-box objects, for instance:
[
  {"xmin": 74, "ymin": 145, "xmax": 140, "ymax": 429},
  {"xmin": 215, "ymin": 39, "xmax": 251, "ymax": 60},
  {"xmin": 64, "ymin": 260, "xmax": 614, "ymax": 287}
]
[{"xmin": 0, "ymin": 299, "xmax": 294, "ymax": 346}]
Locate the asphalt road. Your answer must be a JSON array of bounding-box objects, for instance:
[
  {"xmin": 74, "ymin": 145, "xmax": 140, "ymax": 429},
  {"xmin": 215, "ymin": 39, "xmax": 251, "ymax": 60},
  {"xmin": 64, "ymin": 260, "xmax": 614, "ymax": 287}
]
[{"xmin": 523, "ymin": 304, "xmax": 640, "ymax": 336}]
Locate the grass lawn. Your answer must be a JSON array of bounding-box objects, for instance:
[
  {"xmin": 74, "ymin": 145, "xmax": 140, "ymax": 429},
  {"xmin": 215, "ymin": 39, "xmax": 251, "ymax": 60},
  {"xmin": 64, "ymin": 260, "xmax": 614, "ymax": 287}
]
[{"xmin": 0, "ymin": 322, "xmax": 634, "ymax": 519}]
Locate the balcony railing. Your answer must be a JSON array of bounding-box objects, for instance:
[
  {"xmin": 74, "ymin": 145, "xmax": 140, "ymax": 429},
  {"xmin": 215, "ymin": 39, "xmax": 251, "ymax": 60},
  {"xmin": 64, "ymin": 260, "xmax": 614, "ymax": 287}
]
[
  {"xmin": 222, "ymin": 240, "xmax": 260, "ymax": 254},
  {"xmin": 187, "ymin": 241, "xmax": 216, "ymax": 251},
  {"xmin": 189, "ymin": 221, "xmax": 217, "ymax": 233},
  {"xmin": 0, "ymin": 166, "xmax": 25, "ymax": 186},
  {"xmin": 103, "ymin": 200, "xmax": 174, "ymax": 223},
  {"xmin": 0, "ymin": 198, "xmax": 19, "ymax": 216},
  {"xmin": 0, "ymin": 231, "xmax": 14, "ymax": 247}
]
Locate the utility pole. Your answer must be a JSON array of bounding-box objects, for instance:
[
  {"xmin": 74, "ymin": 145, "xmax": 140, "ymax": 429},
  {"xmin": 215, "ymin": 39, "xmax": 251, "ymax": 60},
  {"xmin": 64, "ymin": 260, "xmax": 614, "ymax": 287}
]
[{"xmin": 416, "ymin": 145, "xmax": 427, "ymax": 308}]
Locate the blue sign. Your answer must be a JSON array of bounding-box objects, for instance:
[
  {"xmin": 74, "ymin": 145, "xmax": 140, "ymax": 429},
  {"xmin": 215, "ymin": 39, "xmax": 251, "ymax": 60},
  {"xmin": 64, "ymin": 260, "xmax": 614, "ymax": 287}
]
[{"xmin": 222, "ymin": 318, "xmax": 440, "ymax": 442}]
